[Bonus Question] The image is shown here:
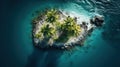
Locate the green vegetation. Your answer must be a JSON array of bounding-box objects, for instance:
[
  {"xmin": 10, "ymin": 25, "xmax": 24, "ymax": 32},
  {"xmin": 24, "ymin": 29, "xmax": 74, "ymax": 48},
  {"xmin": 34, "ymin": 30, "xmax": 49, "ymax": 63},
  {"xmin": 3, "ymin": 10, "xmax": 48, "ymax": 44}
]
[
  {"xmin": 35, "ymin": 24, "xmax": 56, "ymax": 39},
  {"xmin": 33, "ymin": 9, "xmax": 81, "ymax": 43},
  {"xmin": 41, "ymin": 24, "xmax": 56, "ymax": 38},
  {"xmin": 61, "ymin": 16, "xmax": 81, "ymax": 37},
  {"xmin": 46, "ymin": 9, "xmax": 59, "ymax": 24},
  {"xmin": 55, "ymin": 16, "xmax": 81, "ymax": 42}
]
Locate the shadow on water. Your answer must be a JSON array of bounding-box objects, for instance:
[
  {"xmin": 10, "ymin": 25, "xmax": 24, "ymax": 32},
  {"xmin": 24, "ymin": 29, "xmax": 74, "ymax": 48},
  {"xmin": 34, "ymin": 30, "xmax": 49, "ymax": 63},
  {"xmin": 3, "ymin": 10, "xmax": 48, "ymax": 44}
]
[{"xmin": 25, "ymin": 46, "xmax": 64, "ymax": 67}]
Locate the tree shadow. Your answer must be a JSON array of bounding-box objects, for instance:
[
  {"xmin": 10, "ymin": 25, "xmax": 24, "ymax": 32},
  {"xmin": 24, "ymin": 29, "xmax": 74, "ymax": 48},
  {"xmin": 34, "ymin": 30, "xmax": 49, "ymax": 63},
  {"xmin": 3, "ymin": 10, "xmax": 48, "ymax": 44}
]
[
  {"xmin": 25, "ymin": 46, "xmax": 64, "ymax": 67},
  {"xmin": 55, "ymin": 32, "xmax": 69, "ymax": 43}
]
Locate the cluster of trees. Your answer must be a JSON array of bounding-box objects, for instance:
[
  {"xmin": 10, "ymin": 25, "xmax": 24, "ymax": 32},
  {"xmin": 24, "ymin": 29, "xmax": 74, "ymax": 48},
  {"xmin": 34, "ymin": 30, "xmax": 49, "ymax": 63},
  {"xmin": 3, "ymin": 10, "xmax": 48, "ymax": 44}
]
[
  {"xmin": 55, "ymin": 16, "xmax": 81, "ymax": 42},
  {"xmin": 34, "ymin": 9, "xmax": 81, "ymax": 42}
]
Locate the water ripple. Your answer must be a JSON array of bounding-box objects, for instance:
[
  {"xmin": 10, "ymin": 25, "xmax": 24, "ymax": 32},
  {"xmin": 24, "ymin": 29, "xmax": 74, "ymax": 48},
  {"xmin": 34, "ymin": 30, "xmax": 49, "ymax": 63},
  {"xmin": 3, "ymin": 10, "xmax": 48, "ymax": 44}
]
[{"xmin": 69, "ymin": 0, "xmax": 120, "ymax": 14}]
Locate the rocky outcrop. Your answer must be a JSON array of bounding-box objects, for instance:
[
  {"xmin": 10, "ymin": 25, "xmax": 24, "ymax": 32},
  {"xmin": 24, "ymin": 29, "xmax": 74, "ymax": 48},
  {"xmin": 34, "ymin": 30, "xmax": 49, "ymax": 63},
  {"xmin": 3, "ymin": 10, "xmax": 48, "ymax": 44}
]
[
  {"xmin": 90, "ymin": 16, "xmax": 104, "ymax": 27},
  {"xmin": 32, "ymin": 9, "xmax": 104, "ymax": 50}
]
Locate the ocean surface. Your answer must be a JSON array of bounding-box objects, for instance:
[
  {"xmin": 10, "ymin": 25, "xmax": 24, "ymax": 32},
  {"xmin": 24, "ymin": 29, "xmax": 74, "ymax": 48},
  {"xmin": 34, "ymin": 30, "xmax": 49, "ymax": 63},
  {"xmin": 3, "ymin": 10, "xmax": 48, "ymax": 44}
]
[{"xmin": 1, "ymin": 0, "xmax": 120, "ymax": 67}]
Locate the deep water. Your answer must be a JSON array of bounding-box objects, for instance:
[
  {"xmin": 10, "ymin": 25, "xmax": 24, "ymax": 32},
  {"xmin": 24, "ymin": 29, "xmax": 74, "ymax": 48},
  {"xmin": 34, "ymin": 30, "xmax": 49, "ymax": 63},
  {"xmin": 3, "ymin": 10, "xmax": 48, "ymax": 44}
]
[{"xmin": 1, "ymin": 0, "xmax": 120, "ymax": 67}]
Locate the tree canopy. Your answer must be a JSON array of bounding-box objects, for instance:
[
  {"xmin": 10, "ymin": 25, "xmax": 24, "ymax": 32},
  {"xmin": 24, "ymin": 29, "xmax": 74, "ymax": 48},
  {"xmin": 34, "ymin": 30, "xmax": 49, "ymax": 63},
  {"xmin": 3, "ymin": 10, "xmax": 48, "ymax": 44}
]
[
  {"xmin": 61, "ymin": 16, "xmax": 81, "ymax": 37},
  {"xmin": 34, "ymin": 9, "xmax": 81, "ymax": 43},
  {"xmin": 45, "ymin": 9, "xmax": 59, "ymax": 24}
]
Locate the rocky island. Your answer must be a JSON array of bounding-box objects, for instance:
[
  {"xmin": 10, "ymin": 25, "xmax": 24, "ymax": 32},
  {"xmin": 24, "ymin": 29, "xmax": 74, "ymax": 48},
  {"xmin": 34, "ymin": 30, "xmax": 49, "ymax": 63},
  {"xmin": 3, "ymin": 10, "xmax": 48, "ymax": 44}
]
[{"xmin": 32, "ymin": 9, "xmax": 104, "ymax": 50}]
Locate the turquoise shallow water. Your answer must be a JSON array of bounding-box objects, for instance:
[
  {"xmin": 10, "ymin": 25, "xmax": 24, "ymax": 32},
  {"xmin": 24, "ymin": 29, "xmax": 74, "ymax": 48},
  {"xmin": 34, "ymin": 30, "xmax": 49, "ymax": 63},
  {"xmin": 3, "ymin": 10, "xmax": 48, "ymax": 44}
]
[{"xmin": 1, "ymin": 0, "xmax": 120, "ymax": 67}]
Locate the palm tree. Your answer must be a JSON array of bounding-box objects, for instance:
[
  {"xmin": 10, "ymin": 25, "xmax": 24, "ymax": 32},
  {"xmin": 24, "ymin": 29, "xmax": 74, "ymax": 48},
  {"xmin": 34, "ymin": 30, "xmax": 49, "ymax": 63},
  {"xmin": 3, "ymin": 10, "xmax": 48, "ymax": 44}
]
[
  {"xmin": 45, "ymin": 9, "xmax": 59, "ymax": 24},
  {"xmin": 72, "ymin": 24, "xmax": 81, "ymax": 37},
  {"xmin": 61, "ymin": 16, "xmax": 81, "ymax": 37},
  {"xmin": 41, "ymin": 24, "xmax": 56, "ymax": 38}
]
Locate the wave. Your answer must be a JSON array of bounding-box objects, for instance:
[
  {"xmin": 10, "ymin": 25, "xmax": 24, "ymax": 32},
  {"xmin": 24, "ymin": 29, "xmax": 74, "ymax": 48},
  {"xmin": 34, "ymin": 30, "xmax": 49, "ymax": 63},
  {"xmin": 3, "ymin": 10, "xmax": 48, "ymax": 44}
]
[{"xmin": 63, "ymin": 0, "xmax": 120, "ymax": 15}]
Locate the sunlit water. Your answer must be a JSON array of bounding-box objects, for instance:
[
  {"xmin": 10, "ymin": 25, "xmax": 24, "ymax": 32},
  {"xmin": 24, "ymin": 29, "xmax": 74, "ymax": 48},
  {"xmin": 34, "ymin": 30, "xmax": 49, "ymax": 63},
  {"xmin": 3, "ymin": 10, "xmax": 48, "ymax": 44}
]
[{"xmin": 3, "ymin": 0, "xmax": 120, "ymax": 67}]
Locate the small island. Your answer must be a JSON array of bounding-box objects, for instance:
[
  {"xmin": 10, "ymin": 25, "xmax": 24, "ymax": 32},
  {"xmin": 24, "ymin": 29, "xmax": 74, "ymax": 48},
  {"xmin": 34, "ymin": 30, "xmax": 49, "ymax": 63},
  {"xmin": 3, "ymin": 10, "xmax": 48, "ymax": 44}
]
[{"xmin": 32, "ymin": 8, "xmax": 104, "ymax": 50}]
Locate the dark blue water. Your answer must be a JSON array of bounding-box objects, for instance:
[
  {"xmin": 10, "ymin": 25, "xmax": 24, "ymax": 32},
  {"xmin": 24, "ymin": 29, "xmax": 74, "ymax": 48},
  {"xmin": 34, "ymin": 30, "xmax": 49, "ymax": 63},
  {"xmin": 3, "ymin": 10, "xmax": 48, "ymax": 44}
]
[{"xmin": 1, "ymin": 0, "xmax": 120, "ymax": 67}]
